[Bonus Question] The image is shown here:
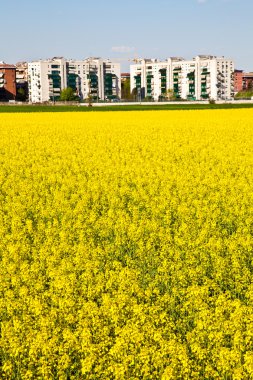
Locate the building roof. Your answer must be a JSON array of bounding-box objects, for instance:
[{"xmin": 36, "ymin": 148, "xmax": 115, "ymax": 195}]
[
  {"xmin": 234, "ymin": 70, "xmax": 253, "ymax": 77},
  {"xmin": 0, "ymin": 63, "xmax": 16, "ymax": 69},
  {"xmin": 243, "ymin": 72, "xmax": 253, "ymax": 78},
  {"xmin": 16, "ymin": 62, "xmax": 28, "ymax": 67}
]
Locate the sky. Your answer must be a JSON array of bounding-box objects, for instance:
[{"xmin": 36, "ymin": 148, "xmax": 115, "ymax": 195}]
[{"xmin": 1, "ymin": 0, "xmax": 252, "ymax": 71}]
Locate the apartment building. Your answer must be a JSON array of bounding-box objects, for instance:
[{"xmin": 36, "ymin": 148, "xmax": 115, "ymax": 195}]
[
  {"xmin": 243, "ymin": 72, "xmax": 253, "ymax": 90},
  {"xmin": 66, "ymin": 58, "xmax": 121, "ymax": 101},
  {"xmin": 28, "ymin": 58, "xmax": 67, "ymax": 102},
  {"xmin": 28, "ymin": 57, "xmax": 121, "ymax": 103},
  {"xmin": 16, "ymin": 62, "xmax": 28, "ymax": 100},
  {"xmin": 16, "ymin": 62, "xmax": 28, "ymax": 83},
  {"xmin": 130, "ymin": 55, "xmax": 235, "ymax": 101},
  {"xmin": 234, "ymin": 69, "xmax": 253, "ymax": 93},
  {"xmin": 0, "ymin": 62, "xmax": 16, "ymax": 101},
  {"xmin": 234, "ymin": 70, "xmax": 243, "ymax": 93}
]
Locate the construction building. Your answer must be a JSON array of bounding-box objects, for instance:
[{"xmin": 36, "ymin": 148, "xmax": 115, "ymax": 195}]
[
  {"xmin": 130, "ymin": 55, "xmax": 235, "ymax": 101},
  {"xmin": 0, "ymin": 62, "xmax": 16, "ymax": 101},
  {"xmin": 28, "ymin": 57, "xmax": 121, "ymax": 103}
]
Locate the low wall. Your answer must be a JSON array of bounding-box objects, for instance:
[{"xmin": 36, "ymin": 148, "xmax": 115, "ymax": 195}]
[{"xmin": 1, "ymin": 100, "xmax": 253, "ymax": 107}]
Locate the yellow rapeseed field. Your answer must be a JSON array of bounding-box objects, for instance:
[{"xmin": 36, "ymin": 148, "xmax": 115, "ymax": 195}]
[{"xmin": 0, "ymin": 110, "xmax": 253, "ymax": 379}]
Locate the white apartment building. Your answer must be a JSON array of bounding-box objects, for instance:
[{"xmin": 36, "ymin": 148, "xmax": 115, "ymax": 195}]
[
  {"xmin": 66, "ymin": 58, "xmax": 121, "ymax": 101},
  {"xmin": 28, "ymin": 57, "xmax": 121, "ymax": 103},
  {"xmin": 28, "ymin": 58, "xmax": 66, "ymax": 103},
  {"xmin": 130, "ymin": 55, "xmax": 235, "ymax": 101}
]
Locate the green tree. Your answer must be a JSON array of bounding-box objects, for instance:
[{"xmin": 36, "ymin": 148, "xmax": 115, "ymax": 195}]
[
  {"xmin": 16, "ymin": 87, "xmax": 27, "ymax": 101},
  {"xmin": 166, "ymin": 88, "xmax": 177, "ymax": 101},
  {"xmin": 60, "ymin": 87, "xmax": 78, "ymax": 101},
  {"xmin": 247, "ymin": 80, "xmax": 253, "ymax": 90},
  {"xmin": 132, "ymin": 87, "xmax": 137, "ymax": 98},
  {"xmin": 235, "ymin": 90, "xmax": 253, "ymax": 99},
  {"xmin": 86, "ymin": 94, "xmax": 93, "ymax": 107},
  {"xmin": 121, "ymin": 78, "xmax": 132, "ymax": 100}
]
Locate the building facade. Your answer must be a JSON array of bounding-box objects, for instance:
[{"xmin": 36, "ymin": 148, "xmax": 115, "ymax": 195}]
[
  {"xmin": 0, "ymin": 62, "xmax": 16, "ymax": 101},
  {"xmin": 234, "ymin": 69, "xmax": 243, "ymax": 93},
  {"xmin": 28, "ymin": 57, "xmax": 121, "ymax": 103},
  {"xmin": 243, "ymin": 72, "xmax": 253, "ymax": 91},
  {"xmin": 130, "ymin": 55, "xmax": 235, "ymax": 101},
  {"xmin": 234, "ymin": 70, "xmax": 253, "ymax": 93},
  {"xmin": 28, "ymin": 58, "xmax": 67, "ymax": 103},
  {"xmin": 15, "ymin": 62, "xmax": 28, "ymax": 100}
]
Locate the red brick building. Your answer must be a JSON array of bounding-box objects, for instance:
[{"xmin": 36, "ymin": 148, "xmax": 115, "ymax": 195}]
[
  {"xmin": 234, "ymin": 70, "xmax": 243, "ymax": 93},
  {"xmin": 234, "ymin": 69, "xmax": 253, "ymax": 93},
  {"xmin": 243, "ymin": 72, "xmax": 253, "ymax": 90},
  {"xmin": 0, "ymin": 63, "xmax": 16, "ymax": 101}
]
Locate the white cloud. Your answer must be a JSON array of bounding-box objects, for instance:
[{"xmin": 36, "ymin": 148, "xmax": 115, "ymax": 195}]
[{"xmin": 111, "ymin": 46, "xmax": 135, "ymax": 53}]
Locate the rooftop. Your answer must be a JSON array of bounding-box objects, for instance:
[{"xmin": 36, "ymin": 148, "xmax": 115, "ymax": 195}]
[{"xmin": 0, "ymin": 63, "xmax": 16, "ymax": 69}]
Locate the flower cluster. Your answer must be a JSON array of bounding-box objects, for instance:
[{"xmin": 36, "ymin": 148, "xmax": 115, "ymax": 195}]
[{"xmin": 0, "ymin": 110, "xmax": 253, "ymax": 379}]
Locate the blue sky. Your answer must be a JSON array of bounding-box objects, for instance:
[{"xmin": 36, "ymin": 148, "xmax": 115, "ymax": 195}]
[{"xmin": 1, "ymin": 0, "xmax": 252, "ymax": 71}]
